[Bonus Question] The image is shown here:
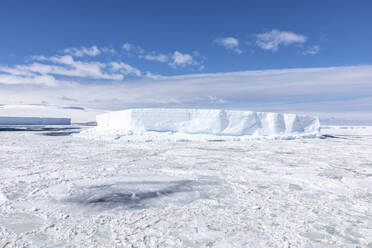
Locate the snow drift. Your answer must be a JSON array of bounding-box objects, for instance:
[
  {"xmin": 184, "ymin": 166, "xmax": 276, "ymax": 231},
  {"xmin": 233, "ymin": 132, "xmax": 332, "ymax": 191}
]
[{"xmin": 95, "ymin": 109, "xmax": 320, "ymax": 136}]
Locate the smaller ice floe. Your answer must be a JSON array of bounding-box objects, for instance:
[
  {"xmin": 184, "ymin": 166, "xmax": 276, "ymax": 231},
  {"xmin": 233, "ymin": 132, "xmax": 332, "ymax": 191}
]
[
  {"xmin": 78, "ymin": 108, "xmax": 320, "ymax": 141},
  {"xmin": 0, "ymin": 213, "xmax": 45, "ymax": 234}
]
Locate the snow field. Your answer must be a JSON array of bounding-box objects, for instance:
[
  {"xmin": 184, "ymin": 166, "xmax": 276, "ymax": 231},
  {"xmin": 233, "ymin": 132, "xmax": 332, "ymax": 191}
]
[{"xmin": 0, "ymin": 126, "xmax": 371, "ymax": 247}]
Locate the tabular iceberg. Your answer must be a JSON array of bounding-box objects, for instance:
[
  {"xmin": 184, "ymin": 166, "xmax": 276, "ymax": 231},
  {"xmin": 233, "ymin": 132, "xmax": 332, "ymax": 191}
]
[
  {"xmin": 95, "ymin": 109, "xmax": 320, "ymax": 136},
  {"xmin": 0, "ymin": 116, "xmax": 71, "ymax": 125}
]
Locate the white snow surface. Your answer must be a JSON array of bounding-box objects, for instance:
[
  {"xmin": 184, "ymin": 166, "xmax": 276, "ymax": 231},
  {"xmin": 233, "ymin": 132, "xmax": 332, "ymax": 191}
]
[
  {"xmin": 0, "ymin": 126, "xmax": 371, "ymax": 247},
  {"xmin": 0, "ymin": 191, "xmax": 7, "ymax": 203},
  {"xmin": 94, "ymin": 108, "xmax": 320, "ymax": 140}
]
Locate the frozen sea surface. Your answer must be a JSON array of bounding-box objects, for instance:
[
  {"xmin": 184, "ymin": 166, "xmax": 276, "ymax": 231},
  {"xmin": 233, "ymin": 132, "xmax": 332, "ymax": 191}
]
[{"xmin": 0, "ymin": 126, "xmax": 371, "ymax": 247}]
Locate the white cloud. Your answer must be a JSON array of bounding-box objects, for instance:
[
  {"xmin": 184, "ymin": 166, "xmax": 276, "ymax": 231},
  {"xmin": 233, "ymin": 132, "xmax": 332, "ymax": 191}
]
[
  {"xmin": 208, "ymin": 95, "xmax": 228, "ymax": 104},
  {"xmin": 256, "ymin": 29, "xmax": 307, "ymax": 51},
  {"xmin": 123, "ymin": 43, "xmax": 169, "ymax": 62},
  {"xmin": 122, "ymin": 42, "xmax": 201, "ymax": 68},
  {"xmin": 0, "ymin": 42, "xmax": 202, "ymax": 87},
  {"xmin": 122, "ymin": 43, "xmax": 133, "ymax": 51},
  {"xmin": 145, "ymin": 71, "xmax": 163, "ymax": 79},
  {"xmin": 214, "ymin": 37, "xmax": 242, "ymax": 54},
  {"xmin": 31, "ymin": 55, "xmax": 48, "ymax": 61},
  {"xmin": 48, "ymin": 55, "xmax": 75, "ymax": 65},
  {"xmin": 101, "ymin": 47, "xmax": 116, "ymax": 54},
  {"xmin": 0, "ymin": 73, "xmax": 60, "ymax": 86},
  {"xmin": 169, "ymin": 51, "xmax": 197, "ymax": 68},
  {"xmin": 30, "ymin": 55, "xmax": 124, "ymax": 80},
  {"xmin": 0, "ymin": 54, "xmax": 142, "ymax": 85},
  {"xmin": 0, "ymin": 66, "xmax": 35, "ymax": 77},
  {"xmin": 302, "ymin": 45, "xmax": 320, "ymax": 55},
  {"xmin": 110, "ymin": 62, "xmax": 141, "ymax": 77},
  {"xmin": 64, "ymin": 46, "xmax": 101, "ymax": 57},
  {"xmin": 122, "ymin": 43, "xmax": 144, "ymax": 54},
  {"xmin": 141, "ymin": 54, "xmax": 169, "ymax": 63}
]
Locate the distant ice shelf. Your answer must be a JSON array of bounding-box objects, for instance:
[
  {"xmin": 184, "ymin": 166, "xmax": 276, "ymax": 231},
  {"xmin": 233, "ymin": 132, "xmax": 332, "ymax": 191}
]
[
  {"xmin": 93, "ymin": 108, "xmax": 320, "ymax": 137},
  {"xmin": 0, "ymin": 104, "xmax": 105, "ymax": 123},
  {"xmin": 0, "ymin": 116, "xmax": 71, "ymax": 126}
]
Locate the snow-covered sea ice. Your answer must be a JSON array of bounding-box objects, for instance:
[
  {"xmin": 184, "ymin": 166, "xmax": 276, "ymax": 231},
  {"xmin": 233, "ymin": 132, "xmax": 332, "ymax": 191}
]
[{"xmin": 0, "ymin": 120, "xmax": 371, "ymax": 247}]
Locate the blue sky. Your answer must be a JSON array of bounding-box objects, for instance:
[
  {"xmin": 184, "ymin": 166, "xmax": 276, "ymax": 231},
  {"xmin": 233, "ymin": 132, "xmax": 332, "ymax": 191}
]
[
  {"xmin": 2, "ymin": 0, "xmax": 372, "ymax": 73},
  {"xmin": 0, "ymin": 0, "xmax": 372, "ymax": 122}
]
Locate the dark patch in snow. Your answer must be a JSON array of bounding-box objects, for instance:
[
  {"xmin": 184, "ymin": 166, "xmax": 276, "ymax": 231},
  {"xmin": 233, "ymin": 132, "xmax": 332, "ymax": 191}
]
[
  {"xmin": 60, "ymin": 96, "xmax": 78, "ymax": 102},
  {"xmin": 288, "ymin": 184, "xmax": 302, "ymax": 191},
  {"xmin": 275, "ymin": 151, "xmax": 295, "ymax": 155},
  {"xmin": 207, "ymin": 139, "xmax": 226, "ymax": 142},
  {"xmin": 62, "ymin": 106, "xmax": 85, "ymax": 110},
  {"xmin": 65, "ymin": 180, "xmax": 216, "ymax": 210},
  {"xmin": 41, "ymin": 131, "xmax": 80, "ymax": 136},
  {"xmin": 319, "ymin": 134, "xmax": 346, "ymax": 139}
]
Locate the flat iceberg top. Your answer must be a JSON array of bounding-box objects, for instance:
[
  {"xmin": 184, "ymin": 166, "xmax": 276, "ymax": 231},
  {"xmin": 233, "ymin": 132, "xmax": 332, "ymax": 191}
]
[
  {"xmin": 0, "ymin": 116, "xmax": 71, "ymax": 126},
  {"xmin": 0, "ymin": 104, "xmax": 105, "ymax": 123},
  {"xmin": 95, "ymin": 108, "xmax": 320, "ymax": 137}
]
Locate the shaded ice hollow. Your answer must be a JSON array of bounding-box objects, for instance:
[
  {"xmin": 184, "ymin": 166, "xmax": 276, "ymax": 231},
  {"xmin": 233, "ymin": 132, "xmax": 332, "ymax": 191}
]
[{"xmin": 96, "ymin": 108, "xmax": 320, "ymax": 136}]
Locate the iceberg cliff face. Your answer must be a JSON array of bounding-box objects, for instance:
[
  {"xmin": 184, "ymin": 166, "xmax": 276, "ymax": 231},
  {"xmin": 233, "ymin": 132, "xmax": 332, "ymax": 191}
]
[{"xmin": 96, "ymin": 109, "xmax": 320, "ymax": 136}]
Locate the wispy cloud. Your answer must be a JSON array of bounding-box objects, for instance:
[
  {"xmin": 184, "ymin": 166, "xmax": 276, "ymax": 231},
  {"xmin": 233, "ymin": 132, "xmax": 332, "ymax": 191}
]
[
  {"xmin": 141, "ymin": 53, "xmax": 169, "ymax": 63},
  {"xmin": 122, "ymin": 42, "xmax": 168, "ymax": 62},
  {"xmin": 302, "ymin": 45, "xmax": 320, "ymax": 55},
  {"xmin": 122, "ymin": 43, "xmax": 133, "ymax": 52},
  {"xmin": 256, "ymin": 29, "xmax": 307, "ymax": 51},
  {"xmin": 64, "ymin": 46, "xmax": 101, "ymax": 57},
  {"xmin": 101, "ymin": 47, "xmax": 116, "ymax": 54},
  {"xmin": 30, "ymin": 55, "xmax": 128, "ymax": 80},
  {"xmin": 0, "ymin": 54, "xmax": 142, "ymax": 86},
  {"xmin": 0, "ymin": 42, "xmax": 203, "ymax": 87},
  {"xmin": 122, "ymin": 42, "xmax": 202, "ymax": 69},
  {"xmin": 110, "ymin": 62, "xmax": 141, "ymax": 77},
  {"xmin": 214, "ymin": 37, "xmax": 242, "ymax": 54},
  {"xmin": 169, "ymin": 51, "xmax": 198, "ymax": 68},
  {"xmin": 122, "ymin": 42, "xmax": 145, "ymax": 55},
  {"xmin": 0, "ymin": 73, "xmax": 62, "ymax": 86}
]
